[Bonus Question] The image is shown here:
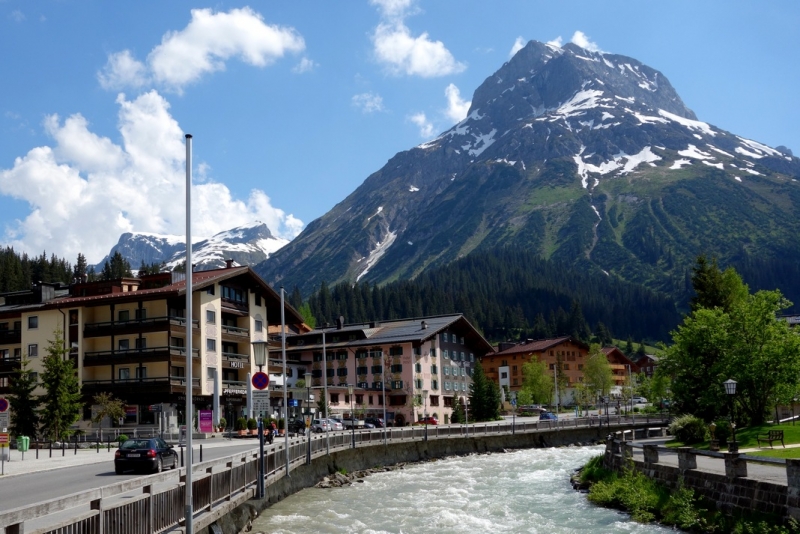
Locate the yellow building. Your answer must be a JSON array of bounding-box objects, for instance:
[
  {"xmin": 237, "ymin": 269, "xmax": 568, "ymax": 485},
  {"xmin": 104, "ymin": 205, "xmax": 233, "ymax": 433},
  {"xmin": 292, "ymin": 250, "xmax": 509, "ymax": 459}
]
[{"xmin": 0, "ymin": 265, "xmax": 303, "ymax": 430}]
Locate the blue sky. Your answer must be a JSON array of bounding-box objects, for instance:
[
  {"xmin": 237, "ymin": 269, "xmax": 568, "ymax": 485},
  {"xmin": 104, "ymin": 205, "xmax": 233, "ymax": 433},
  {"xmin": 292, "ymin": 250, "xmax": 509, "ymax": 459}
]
[{"xmin": 1, "ymin": 1, "xmax": 798, "ymax": 264}]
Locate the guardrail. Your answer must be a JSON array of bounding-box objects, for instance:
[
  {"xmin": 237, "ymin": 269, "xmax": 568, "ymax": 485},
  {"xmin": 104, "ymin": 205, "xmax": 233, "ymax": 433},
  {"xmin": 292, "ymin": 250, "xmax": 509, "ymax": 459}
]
[{"xmin": 0, "ymin": 415, "xmax": 668, "ymax": 534}]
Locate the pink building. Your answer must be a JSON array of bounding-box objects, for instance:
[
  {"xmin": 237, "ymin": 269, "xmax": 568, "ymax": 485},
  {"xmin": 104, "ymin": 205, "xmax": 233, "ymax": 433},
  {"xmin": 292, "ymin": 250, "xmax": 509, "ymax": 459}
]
[{"xmin": 284, "ymin": 314, "xmax": 494, "ymax": 426}]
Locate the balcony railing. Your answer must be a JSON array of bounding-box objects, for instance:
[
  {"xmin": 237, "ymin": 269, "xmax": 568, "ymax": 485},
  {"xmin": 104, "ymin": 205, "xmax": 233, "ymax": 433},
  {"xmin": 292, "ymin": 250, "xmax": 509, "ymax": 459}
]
[
  {"xmin": 222, "ymin": 351, "xmax": 249, "ymax": 360},
  {"xmin": 221, "ymin": 325, "xmax": 249, "ymax": 337},
  {"xmin": 83, "ymin": 346, "xmax": 200, "ymax": 361},
  {"xmin": 0, "ymin": 354, "xmax": 22, "ymax": 364},
  {"xmin": 0, "ymin": 328, "xmax": 21, "ymax": 344},
  {"xmin": 222, "ymin": 380, "xmax": 247, "ymax": 388},
  {"xmin": 83, "ymin": 316, "xmax": 200, "ymax": 337},
  {"xmin": 82, "ymin": 376, "xmax": 200, "ymax": 388}
]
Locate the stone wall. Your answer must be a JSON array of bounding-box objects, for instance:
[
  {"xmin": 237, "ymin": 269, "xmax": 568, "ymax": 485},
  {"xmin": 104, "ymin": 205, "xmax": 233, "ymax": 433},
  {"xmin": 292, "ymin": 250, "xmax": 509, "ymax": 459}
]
[{"xmin": 200, "ymin": 427, "xmax": 605, "ymax": 534}]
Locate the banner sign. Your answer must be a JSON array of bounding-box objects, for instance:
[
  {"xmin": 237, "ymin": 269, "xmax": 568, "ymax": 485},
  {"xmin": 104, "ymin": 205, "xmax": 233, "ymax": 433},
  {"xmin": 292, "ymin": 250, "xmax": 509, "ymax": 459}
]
[{"xmin": 198, "ymin": 410, "xmax": 213, "ymax": 433}]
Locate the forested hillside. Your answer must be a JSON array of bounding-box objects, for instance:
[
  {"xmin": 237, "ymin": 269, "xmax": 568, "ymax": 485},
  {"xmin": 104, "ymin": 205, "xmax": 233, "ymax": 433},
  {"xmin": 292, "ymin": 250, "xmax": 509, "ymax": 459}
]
[
  {"xmin": 0, "ymin": 248, "xmax": 73, "ymax": 292},
  {"xmin": 298, "ymin": 248, "xmax": 682, "ymax": 343}
]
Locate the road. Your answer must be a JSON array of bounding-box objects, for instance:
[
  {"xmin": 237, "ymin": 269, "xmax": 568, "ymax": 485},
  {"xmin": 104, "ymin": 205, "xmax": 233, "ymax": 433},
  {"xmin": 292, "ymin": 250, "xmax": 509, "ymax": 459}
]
[{"xmin": 0, "ymin": 442, "xmax": 258, "ymax": 511}]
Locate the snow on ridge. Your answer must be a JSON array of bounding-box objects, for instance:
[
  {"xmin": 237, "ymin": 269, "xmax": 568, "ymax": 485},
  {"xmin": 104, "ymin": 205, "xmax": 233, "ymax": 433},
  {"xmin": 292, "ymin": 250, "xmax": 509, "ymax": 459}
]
[
  {"xmin": 632, "ymin": 110, "xmax": 668, "ymax": 125},
  {"xmin": 702, "ymin": 161, "xmax": 724, "ymax": 170},
  {"xmin": 356, "ymin": 230, "xmax": 398, "ymax": 283},
  {"xmin": 658, "ymin": 109, "xmax": 716, "ymax": 137},
  {"xmin": 556, "ymin": 89, "xmax": 604, "ymax": 118},
  {"xmin": 707, "ymin": 145, "xmax": 735, "ymax": 158},
  {"xmin": 367, "ymin": 206, "xmax": 384, "ymax": 222},
  {"xmin": 678, "ymin": 144, "xmax": 714, "ymax": 160},
  {"xmin": 574, "ymin": 146, "xmax": 661, "ymax": 188},
  {"xmin": 409, "ymin": 186, "xmax": 420, "ymax": 192},
  {"xmin": 737, "ymin": 137, "xmax": 782, "ymax": 157},
  {"xmin": 670, "ymin": 159, "xmax": 692, "ymax": 169},
  {"xmin": 468, "ymin": 129, "xmax": 497, "ymax": 157}
]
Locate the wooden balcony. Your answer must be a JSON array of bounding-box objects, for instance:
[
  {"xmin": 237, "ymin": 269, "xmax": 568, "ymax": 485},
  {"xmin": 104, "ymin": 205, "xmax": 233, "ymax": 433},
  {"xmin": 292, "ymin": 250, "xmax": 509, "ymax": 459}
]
[
  {"xmin": 83, "ymin": 316, "xmax": 199, "ymax": 338},
  {"xmin": 0, "ymin": 354, "xmax": 21, "ymax": 374},
  {"xmin": 0, "ymin": 328, "xmax": 21, "ymax": 345},
  {"xmin": 82, "ymin": 376, "xmax": 200, "ymax": 396},
  {"xmin": 221, "ymin": 325, "xmax": 249, "ymax": 343},
  {"xmin": 82, "ymin": 346, "xmax": 199, "ymax": 367}
]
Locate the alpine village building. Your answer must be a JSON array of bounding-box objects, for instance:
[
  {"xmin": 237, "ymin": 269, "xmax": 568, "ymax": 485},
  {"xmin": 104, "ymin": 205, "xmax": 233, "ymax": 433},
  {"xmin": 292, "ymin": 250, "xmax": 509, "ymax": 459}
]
[{"xmin": 0, "ymin": 264, "xmax": 305, "ymax": 432}]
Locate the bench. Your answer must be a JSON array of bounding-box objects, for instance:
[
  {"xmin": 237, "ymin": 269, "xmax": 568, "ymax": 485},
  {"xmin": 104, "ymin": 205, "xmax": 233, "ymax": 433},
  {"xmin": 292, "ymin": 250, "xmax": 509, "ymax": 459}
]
[{"xmin": 757, "ymin": 430, "xmax": 785, "ymax": 448}]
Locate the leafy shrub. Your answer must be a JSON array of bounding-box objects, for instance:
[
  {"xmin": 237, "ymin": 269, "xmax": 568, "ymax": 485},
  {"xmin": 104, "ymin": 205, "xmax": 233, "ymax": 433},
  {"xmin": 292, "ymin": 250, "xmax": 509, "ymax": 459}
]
[
  {"xmin": 662, "ymin": 484, "xmax": 704, "ymax": 530},
  {"xmin": 218, "ymin": 417, "xmax": 227, "ymax": 429},
  {"xmin": 247, "ymin": 418, "xmax": 257, "ymax": 430},
  {"xmin": 580, "ymin": 454, "xmax": 611, "ymax": 484},
  {"xmin": 588, "ymin": 467, "xmax": 667, "ymax": 523},
  {"xmin": 235, "ymin": 417, "xmax": 247, "ymax": 431},
  {"xmin": 669, "ymin": 414, "xmax": 708, "ymax": 444},
  {"xmin": 117, "ymin": 434, "xmax": 128, "ymax": 443},
  {"xmin": 712, "ymin": 419, "xmax": 731, "ymax": 444}
]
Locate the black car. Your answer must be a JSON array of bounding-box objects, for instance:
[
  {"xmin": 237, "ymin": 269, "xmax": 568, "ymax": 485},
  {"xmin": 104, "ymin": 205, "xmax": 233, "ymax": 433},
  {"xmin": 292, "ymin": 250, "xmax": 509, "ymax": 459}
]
[
  {"xmin": 114, "ymin": 438, "xmax": 178, "ymax": 474},
  {"xmin": 364, "ymin": 417, "xmax": 384, "ymax": 428},
  {"xmin": 287, "ymin": 419, "xmax": 307, "ymax": 434}
]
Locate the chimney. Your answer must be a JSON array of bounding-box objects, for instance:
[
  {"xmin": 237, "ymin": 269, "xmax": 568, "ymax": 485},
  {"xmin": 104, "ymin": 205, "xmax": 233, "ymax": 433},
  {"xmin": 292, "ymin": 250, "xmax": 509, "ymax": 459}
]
[
  {"xmin": 337, "ymin": 316, "xmax": 345, "ymax": 330},
  {"xmin": 421, "ymin": 320, "xmax": 427, "ymax": 330},
  {"xmin": 225, "ymin": 259, "xmax": 234, "ymax": 269}
]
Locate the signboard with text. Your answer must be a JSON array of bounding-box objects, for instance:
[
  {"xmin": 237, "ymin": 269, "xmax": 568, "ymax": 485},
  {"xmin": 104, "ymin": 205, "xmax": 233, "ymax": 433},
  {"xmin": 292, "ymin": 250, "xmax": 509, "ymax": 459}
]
[
  {"xmin": 198, "ymin": 410, "xmax": 213, "ymax": 433},
  {"xmin": 253, "ymin": 391, "xmax": 270, "ymax": 415}
]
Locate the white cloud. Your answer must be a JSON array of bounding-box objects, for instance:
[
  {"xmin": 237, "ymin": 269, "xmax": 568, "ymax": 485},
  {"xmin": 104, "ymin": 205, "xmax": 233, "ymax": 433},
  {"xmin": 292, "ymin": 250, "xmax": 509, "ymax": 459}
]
[
  {"xmin": 0, "ymin": 90, "xmax": 303, "ymax": 263},
  {"xmin": 98, "ymin": 50, "xmax": 149, "ymax": 90},
  {"xmin": 409, "ymin": 112, "xmax": 434, "ymax": 138},
  {"xmin": 352, "ymin": 92, "xmax": 385, "ymax": 114},
  {"xmin": 370, "ymin": 1, "xmax": 464, "ymax": 78},
  {"xmin": 444, "ymin": 83, "xmax": 470, "ymax": 123},
  {"xmin": 292, "ymin": 57, "xmax": 317, "ymax": 74},
  {"xmin": 571, "ymin": 31, "xmax": 602, "ymax": 53},
  {"xmin": 547, "ymin": 36, "xmax": 563, "ymax": 48},
  {"xmin": 100, "ymin": 8, "xmax": 305, "ymax": 92},
  {"xmin": 509, "ymin": 37, "xmax": 526, "ymax": 58},
  {"xmin": 9, "ymin": 9, "xmax": 24, "ymax": 22}
]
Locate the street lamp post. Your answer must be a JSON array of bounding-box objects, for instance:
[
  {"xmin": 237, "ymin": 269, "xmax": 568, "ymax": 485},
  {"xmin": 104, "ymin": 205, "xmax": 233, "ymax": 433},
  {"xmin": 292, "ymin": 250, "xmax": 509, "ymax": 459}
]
[
  {"xmin": 464, "ymin": 396, "xmax": 469, "ymax": 438},
  {"xmin": 724, "ymin": 378, "xmax": 738, "ymax": 453},
  {"xmin": 322, "ymin": 324, "xmax": 330, "ymax": 455},
  {"xmin": 422, "ymin": 389, "xmax": 429, "ymax": 441},
  {"xmin": 305, "ymin": 372, "xmax": 312, "ymax": 465},
  {"xmin": 252, "ymin": 340, "xmax": 268, "ymax": 500},
  {"xmin": 348, "ymin": 385, "xmax": 356, "ymax": 448}
]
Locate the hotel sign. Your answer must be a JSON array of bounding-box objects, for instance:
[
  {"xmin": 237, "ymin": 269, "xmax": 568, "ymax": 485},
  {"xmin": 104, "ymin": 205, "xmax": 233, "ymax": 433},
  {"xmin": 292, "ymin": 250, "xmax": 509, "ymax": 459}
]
[{"xmin": 223, "ymin": 388, "xmax": 246, "ymax": 396}]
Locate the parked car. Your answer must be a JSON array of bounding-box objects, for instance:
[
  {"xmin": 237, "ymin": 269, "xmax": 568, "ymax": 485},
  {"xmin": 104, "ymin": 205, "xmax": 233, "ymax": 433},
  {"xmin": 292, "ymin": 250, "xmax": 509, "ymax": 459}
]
[
  {"xmin": 114, "ymin": 438, "xmax": 178, "ymax": 474},
  {"xmin": 326, "ymin": 419, "xmax": 344, "ymax": 431},
  {"xmin": 415, "ymin": 416, "xmax": 438, "ymax": 425},
  {"xmin": 341, "ymin": 417, "xmax": 365, "ymax": 429},
  {"xmin": 539, "ymin": 412, "xmax": 558, "ymax": 421},
  {"xmin": 287, "ymin": 419, "xmax": 307, "ymax": 434},
  {"xmin": 632, "ymin": 396, "xmax": 648, "ymax": 404},
  {"xmin": 311, "ymin": 419, "xmax": 331, "ymax": 433},
  {"xmin": 364, "ymin": 417, "xmax": 385, "ymax": 428}
]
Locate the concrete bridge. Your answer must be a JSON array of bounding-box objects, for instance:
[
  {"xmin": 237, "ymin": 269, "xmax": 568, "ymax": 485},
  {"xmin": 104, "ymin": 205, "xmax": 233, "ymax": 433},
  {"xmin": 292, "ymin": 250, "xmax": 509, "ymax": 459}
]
[{"xmin": 0, "ymin": 415, "xmax": 668, "ymax": 534}]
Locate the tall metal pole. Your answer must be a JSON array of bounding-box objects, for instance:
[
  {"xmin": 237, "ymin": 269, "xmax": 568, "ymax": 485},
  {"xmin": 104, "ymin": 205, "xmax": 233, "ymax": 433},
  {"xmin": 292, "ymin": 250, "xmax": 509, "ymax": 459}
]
[
  {"xmin": 323, "ymin": 327, "xmax": 329, "ymax": 455},
  {"xmin": 381, "ymin": 349, "xmax": 387, "ymax": 445},
  {"xmin": 281, "ymin": 287, "xmax": 289, "ymax": 476},
  {"xmin": 464, "ymin": 396, "xmax": 469, "ymax": 438},
  {"xmin": 183, "ymin": 133, "xmax": 194, "ymax": 533},
  {"xmin": 348, "ymin": 384, "xmax": 355, "ymax": 448},
  {"xmin": 306, "ymin": 380, "xmax": 311, "ymax": 465},
  {"xmin": 257, "ymin": 416, "xmax": 264, "ymax": 498}
]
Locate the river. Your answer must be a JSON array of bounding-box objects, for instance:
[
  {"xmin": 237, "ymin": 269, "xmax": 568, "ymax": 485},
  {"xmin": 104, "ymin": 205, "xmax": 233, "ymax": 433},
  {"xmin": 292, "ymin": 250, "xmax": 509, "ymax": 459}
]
[{"xmin": 250, "ymin": 446, "xmax": 673, "ymax": 533}]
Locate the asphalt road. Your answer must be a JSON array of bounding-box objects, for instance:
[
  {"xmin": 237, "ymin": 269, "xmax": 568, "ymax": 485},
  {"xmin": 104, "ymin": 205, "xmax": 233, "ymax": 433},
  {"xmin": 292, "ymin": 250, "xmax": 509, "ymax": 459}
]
[{"xmin": 0, "ymin": 442, "xmax": 259, "ymax": 511}]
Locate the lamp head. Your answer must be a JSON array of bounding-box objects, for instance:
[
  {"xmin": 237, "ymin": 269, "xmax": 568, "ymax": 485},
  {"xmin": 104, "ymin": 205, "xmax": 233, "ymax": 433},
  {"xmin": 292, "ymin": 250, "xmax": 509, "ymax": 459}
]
[
  {"xmin": 723, "ymin": 378, "xmax": 737, "ymax": 396},
  {"xmin": 348, "ymin": 385, "xmax": 354, "ymax": 395},
  {"xmin": 252, "ymin": 340, "xmax": 268, "ymax": 368},
  {"xmin": 304, "ymin": 372, "xmax": 311, "ymax": 382}
]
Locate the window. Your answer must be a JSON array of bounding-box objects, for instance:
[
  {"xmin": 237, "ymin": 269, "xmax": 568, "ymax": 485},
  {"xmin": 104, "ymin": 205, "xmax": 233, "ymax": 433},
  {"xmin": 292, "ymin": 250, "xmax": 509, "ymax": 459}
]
[
  {"xmin": 358, "ymin": 381, "xmax": 369, "ymax": 389},
  {"xmin": 337, "ymin": 351, "xmax": 348, "ymax": 361},
  {"xmin": 500, "ymin": 372, "xmax": 508, "ymax": 379},
  {"xmin": 355, "ymin": 394, "xmax": 364, "ymax": 404},
  {"xmin": 369, "ymin": 395, "xmax": 374, "ymax": 405},
  {"xmin": 330, "ymin": 393, "xmax": 339, "ymax": 404},
  {"xmin": 30, "ymin": 372, "xmax": 38, "ymax": 383},
  {"xmin": 389, "ymin": 346, "xmax": 403, "ymax": 356},
  {"xmin": 371, "ymin": 365, "xmax": 382, "ymax": 374},
  {"xmin": 255, "ymin": 294, "xmax": 261, "ymax": 306},
  {"xmin": 578, "ymin": 364, "xmax": 584, "ymax": 370},
  {"xmin": 135, "ymin": 308, "xmax": 147, "ymax": 320},
  {"xmin": 172, "ymin": 366, "xmax": 185, "ymax": 377},
  {"xmin": 206, "ymin": 286, "xmax": 215, "ymax": 295},
  {"xmin": 28, "ymin": 344, "xmax": 38, "ymax": 357},
  {"xmin": 414, "ymin": 346, "xmax": 422, "ymax": 356},
  {"xmin": 373, "ymin": 381, "xmax": 384, "ymax": 390},
  {"xmin": 431, "ymin": 364, "xmax": 438, "ymax": 374},
  {"xmin": 460, "ymin": 336, "xmax": 465, "ymax": 345},
  {"xmin": 118, "ymin": 310, "xmax": 129, "ymax": 322},
  {"xmin": 357, "ymin": 366, "xmax": 368, "ymax": 375},
  {"xmin": 391, "ymin": 380, "xmax": 403, "ymax": 389},
  {"xmin": 119, "ymin": 368, "xmax": 130, "ymax": 380},
  {"xmin": 327, "ymin": 369, "xmax": 334, "ymax": 378},
  {"xmin": 221, "ymin": 286, "xmax": 246, "ymax": 302},
  {"xmin": 445, "ymin": 381, "xmax": 451, "ymax": 391},
  {"xmin": 415, "ymin": 379, "xmax": 423, "ymax": 389},
  {"xmin": 313, "ymin": 353, "xmax": 323, "ymax": 362},
  {"xmin": 136, "ymin": 367, "xmax": 147, "ymax": 379},
  {"xmin": 470, "ymin": 353, "xmax": 474, "ymax": 362},
  {"xmin": 443, "ymin": 350, "xmax": 449, "ymax": 360},
  {"xmin": 390, "ymin": 364, "xmax": 403, "ymax": 373},
  {"xmin": 69, "ymin": 310, "xmax": 78, "ymax": 325},
  {"xmin": 207, "ymin": 338, "xmax": 217, "ymax": 352},
  {"xmin": 337, "ymin": 368, "xmax": 348, "ymax": 377},
  {"xmin": 135, "ymin": 337, "xmax": 147, "ymax": 349},
  {"xmin": 255, "ymin": 319, "xmax": 263, "ymax": 332},
  {"xmin": 369, "ymin": 350, "xmax": 383, "ymax": 359},
  {"xmin": 118, "ymin": 339, "xmax": 130, "ymax": 351},
  {"xmin": 0, "ymin": 349, "xmax": 7, "ymax": 360},
  {"xmin": 207, "ymin": 367, "xmax": 217, "ymax": 380},
  {"xmin": 415, "ymin": 363, "xmax": 422, "ymax": 373},
  {"xmin": 549, "ymin": 363, "xmax": 555, "ymax": 370},
  {"xmin": 460, "ymin": 368, "xmax": 465, "ymax": 377},
  {"xmin": 563, "ymin": 364, "xmax": 570, "ymax": 370},
  {"xmin": 444, "ymin": 367, "xmax": 450, "ymax": 376},
  {"xmin": 512, "ymin": 365, "xmax": 518, "ymax": 373},
  {"xmin": 513, "ymin": 378, "xmax": 518, "ymax": 386},
  {"xmin": 356, "ymin": 350, "xmax": 368, "ymax": 359},
  {"xmin": 28, "ymin": 316, "xmax": 38, "ymax": 329},
  {"xmin": 13, "ymin": 348, "xmax": 20, "ymax": 359},
  {"xmin": 312, "ymin": 369, "xmax": 322, "ymax": 378},
  {"xmin": 432, "ymin": 380, "xmax": 438, "ymax": 390},
  {"xmin": 206, "ymin": 310, "xmax": 216, "ymax": 324}
]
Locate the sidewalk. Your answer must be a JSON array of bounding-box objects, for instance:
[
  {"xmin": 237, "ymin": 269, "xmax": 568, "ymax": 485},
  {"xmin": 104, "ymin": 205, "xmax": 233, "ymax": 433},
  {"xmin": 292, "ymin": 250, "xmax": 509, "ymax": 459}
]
[{"xmin": 0, "ymin": 435, "xmax": 261, "ymax": 478}]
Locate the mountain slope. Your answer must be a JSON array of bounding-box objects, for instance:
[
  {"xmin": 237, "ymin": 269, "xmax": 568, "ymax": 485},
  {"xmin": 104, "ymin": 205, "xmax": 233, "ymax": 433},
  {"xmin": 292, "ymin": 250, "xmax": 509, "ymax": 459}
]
[
  {"xmin": 257, "ymin": 40, "xmax": 800, "ymax": 301},
  {"xmin": 96, "ymin": 222, "xmax": 287, "ymax": 271}
]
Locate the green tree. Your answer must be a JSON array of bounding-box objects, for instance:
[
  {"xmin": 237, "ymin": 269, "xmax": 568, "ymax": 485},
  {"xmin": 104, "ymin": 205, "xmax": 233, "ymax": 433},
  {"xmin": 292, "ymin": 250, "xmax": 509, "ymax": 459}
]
[
  {"xmin": 39, "ymin": 330, "xmax": 83, "ymax": 440},
  {"xmin": 520, "ymin": 358, "xmax": 554, "ymax": 405},
  {"xmin": 451, "ymin": 398, "xmax": 465, "ymax": 423},
  {"xmin": 584, "ymin": 344, "xmax": 614, "ymax": 398},
  {"xmin": 298, "ymin": 303, "xmax": 316, "ymax": 328},
  {"xmin": 9, "ymin": 358, "xmax": 40, "ymax": 438},
  {"xmin": 469, "ymin": 360, "xmax": 496, "ymax": 421},
  {"xmin": 316, "ymin": 390, "xmax": 331, "ymax": 419},
  {"xmin": 73, "ymin": 253, "xmax": 87, "ymax": 281},
  {"xmin": 91, "ymin": 392, "xmax": 125, "ymax": 440},
  {"xmin": 690, "ymin": 255, "xmax": 748, "ymax": 313},
  {"xmin": 101, "ymin": 252, "xmax": 133, "ymax": 280}
]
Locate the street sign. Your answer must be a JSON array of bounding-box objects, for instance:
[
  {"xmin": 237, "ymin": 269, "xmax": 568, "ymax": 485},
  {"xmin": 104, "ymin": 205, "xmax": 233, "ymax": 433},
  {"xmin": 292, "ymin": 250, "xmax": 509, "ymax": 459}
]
[
  {"xmin": 0, "ymin": 412, "xmax": 8, "ymax": 432},
  {"xmin": 0, "ymin": 398, "xmax": 8, "ymax": 412},
  {"xmin": 288, "ymin": 399, "xmax": 299, "ymax": 407},
  {"xmin": 0, "ymin": 433, "xmax": 8, "ymax": 445},
  {"xmin": 253, "ymin": 390, "xmax": 270, "ymax": 415},
  {"xmin": 304, "ymin": 414, "xmax": 312, "ymax": 428},
  {"xmin": 252, "ymin": 372, "xmax": 269, "ymax": 390},
  {"xmin": 149, "ymin": 404, "xmax": 162, "ymax": 412}
]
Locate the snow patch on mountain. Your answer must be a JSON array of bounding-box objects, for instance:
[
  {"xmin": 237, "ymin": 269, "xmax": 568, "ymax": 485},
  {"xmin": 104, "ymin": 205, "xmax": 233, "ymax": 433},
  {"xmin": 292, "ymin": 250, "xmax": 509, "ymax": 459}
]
[
  {"xmin": 575, "ymin": 146, "xmax": 662, "ymax": 188},
  {"xmin": 356, "ymin": 230, "xmax": 397, "ymax": 282},
  {"xmin": 658, "ymin": 109, "xmax": 716, "ymax": 137},
  {"xmin": 670, "ymin": 159, "xmax": 692, "ymax": 169},
  {"xmin": 679, "ymin": 144, "xmax": 714, "ymax": 160}
]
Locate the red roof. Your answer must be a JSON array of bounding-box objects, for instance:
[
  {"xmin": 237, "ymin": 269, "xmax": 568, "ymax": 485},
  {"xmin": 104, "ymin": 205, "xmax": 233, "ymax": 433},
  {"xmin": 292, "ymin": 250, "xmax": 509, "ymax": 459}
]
[{"xmin": 493, "ymin": 336, "xmax": 587, "ymax": 356}]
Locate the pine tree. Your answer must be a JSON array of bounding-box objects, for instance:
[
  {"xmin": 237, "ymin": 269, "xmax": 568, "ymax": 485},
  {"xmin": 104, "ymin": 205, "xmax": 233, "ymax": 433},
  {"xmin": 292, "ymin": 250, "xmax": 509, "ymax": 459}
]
[
  {"xmin": 451, "ymin": 398, "xmax": 465, "ymax": 423},
  {"xmin": 73, "ymin": 253, "xmax": 87, "ymax": 281},
  {"xmin": 39, "ymin": 330, "xmax": 83, "ymax": 440},
  {"xmin": 469, "ymin": 360, "xmax": 493, "ymax": 421},
  {"xmin": 9, "ymin": 358, "xmax": 40, "ymax": 438}
]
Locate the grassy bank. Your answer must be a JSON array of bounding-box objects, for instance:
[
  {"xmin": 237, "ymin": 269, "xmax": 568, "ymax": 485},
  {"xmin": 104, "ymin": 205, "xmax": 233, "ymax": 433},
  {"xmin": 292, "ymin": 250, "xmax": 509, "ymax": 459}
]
[{"xmin": 579, "ymin": 455, "xmax": 799, "ymax": 533}]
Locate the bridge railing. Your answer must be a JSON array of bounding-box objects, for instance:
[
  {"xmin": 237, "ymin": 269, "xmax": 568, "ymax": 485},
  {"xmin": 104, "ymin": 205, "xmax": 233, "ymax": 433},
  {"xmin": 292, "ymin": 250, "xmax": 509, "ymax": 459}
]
[{"xmin": 0, "ymin": 415, "xmax": 668, "ymax": 534}]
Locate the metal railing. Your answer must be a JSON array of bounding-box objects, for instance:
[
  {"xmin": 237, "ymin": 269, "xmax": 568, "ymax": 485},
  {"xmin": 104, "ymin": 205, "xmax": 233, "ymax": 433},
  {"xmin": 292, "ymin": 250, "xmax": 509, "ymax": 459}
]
[
  {"xmin": 0, "ymin": 414, "xmax": 668, "ymax": 534},
  {"xmin": 83, "ymin": 346, "xmax": 200, "ymax": 359}
]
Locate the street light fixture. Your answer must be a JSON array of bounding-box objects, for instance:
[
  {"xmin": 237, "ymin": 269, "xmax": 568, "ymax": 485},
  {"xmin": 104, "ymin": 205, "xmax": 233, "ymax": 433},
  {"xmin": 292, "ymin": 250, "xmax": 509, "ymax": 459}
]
[
  {"xmin": 724, "ymin": 378, "xmax": 738, "ymax": 453},
  {"xmin": 252, "ymin": 339, "xmax": 268, "ymax": 500},
  {"xmin": 422, "ymin": 389, "xmax": 429, "ymax": 441},
  {"xmin": 305, "ymin": 372, "xmax": 312, "ymax": 465},
  {"xmin": 348, "ymin": 385, "xmax": 355, "ymax": 448}
]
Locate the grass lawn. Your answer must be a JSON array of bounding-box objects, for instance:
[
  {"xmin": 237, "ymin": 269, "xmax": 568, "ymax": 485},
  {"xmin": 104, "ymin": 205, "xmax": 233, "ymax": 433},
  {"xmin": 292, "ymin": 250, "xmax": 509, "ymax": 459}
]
[
  {"xmin": 665, "ymin": 423, "xmax": 800, "ymax": 450},
  {"xmin": 747, "ymin": 447, "xmax": 800, "ymax": 460}
]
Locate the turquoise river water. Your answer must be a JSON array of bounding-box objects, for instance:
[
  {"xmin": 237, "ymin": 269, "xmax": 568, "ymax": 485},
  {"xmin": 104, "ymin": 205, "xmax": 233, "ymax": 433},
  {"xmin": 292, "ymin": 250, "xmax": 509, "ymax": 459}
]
[{"xmin": 249, "ymin": 445, "xmax": 673, "ymax": 533}]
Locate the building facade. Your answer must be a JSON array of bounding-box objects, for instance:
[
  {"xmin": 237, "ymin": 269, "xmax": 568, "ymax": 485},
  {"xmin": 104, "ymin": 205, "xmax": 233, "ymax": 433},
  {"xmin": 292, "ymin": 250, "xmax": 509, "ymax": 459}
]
[
  {"xmin": 0, "ymin": 265, "xmax": 304, "ymax": 433},
  {"xmin": 283, "ymin": 315, "xmax": 494, "ymax": 425}
]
